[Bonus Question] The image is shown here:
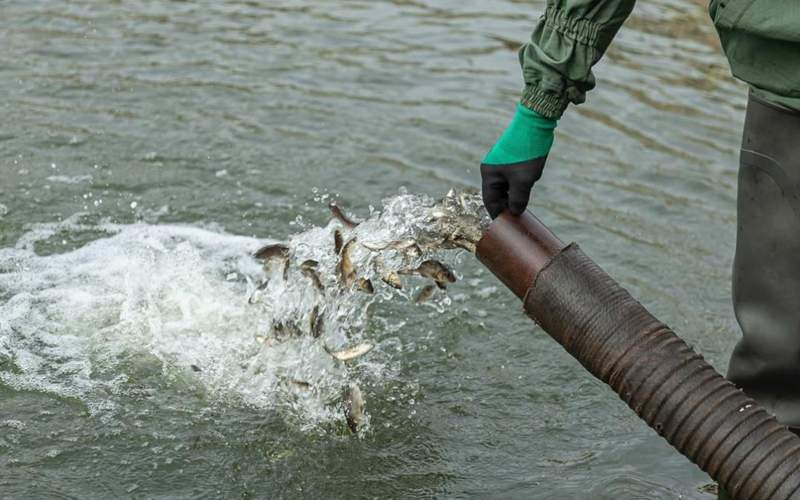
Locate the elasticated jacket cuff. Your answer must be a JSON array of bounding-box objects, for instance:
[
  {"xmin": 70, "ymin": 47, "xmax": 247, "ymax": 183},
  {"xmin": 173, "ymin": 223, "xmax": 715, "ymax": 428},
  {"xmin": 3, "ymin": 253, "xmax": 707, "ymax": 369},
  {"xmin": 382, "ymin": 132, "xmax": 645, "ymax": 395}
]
[
  {"xmin": 518, "ymin": 1, "xmax": 635, "ymax": 119},
  {"xmin": 521, "ymin": 84, "xmax": 570, "ymax": 120}
]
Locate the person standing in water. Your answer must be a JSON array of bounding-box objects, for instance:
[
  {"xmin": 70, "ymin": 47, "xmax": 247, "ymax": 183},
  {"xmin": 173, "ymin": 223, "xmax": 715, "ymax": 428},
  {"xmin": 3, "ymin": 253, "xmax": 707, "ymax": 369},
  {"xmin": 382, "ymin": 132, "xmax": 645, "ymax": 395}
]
[{"xmin": 480, "ymin": 2, "xmax": 800, "ymax": 498}]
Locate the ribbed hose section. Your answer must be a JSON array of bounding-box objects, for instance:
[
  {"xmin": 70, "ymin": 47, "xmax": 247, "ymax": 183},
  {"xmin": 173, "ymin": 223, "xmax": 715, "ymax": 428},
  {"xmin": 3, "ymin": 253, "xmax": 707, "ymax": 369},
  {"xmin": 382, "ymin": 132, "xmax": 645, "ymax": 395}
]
[{"xmin": 524, "ymin": 244, "xmax": 800, "ymax": 500}]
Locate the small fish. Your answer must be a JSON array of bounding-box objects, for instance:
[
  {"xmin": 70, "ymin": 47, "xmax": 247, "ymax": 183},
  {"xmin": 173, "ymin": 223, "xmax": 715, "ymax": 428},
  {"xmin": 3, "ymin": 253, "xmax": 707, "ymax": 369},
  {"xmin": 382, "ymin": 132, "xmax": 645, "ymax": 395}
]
[
  {"xmin": 450, "ymin": 216, "xmax": 484, "ymax": 244},
  {"xmin": 401, "ymin": 260, "xmax": 456, "ymax": 289},
  {"xmin": 247, "ymin": 279, "xmax": 270, "ymax": 304},
  {"xmin": 254, "ymin": 243, "xmax": 291, "ymax": 279},
  {"xmin": 190, "ymin": 364, "xmax": 202, "ymax": 372},
  {"xmin": 361, "ymin": 241, "xmax": 388, "ymax": 252},
  {"xmin": 356, "ymin": 278, "xmax": 374, "ymax": 294},
  {"xmin": 300, "ymin": 260, "xmax": 324, "ymax": 291},
  {"xmin": 381, "ymin": 271, "xmax": 403, "ymax": 290},
  {"xmin": 253, "ymin": 243, "xmax": 289, "ymax": 261},
  {"xmin": 286, "ymin": 378, "xmax": 312, "ymax": 390},
  {"xmin": 361, "ymin": 239, "xmax": 419, "ymax": 252},
  {"xmin": 417, "ymin": 260, "xmax": 456, "ymax": 284},
  {"xmin": 301, "ymin": 259, "xmax": 318, "ymax": 270},
  {"xmin": 282, "ymin": 258, "xmax": 291, "ymax": 281},
  {"xmin": 414, "ymin": 284, "xmax": 436, "ymax": 304},
  {"xmin": 329, "ymin": 202, "xmax": 359, "ymax": 229},
  {"xmin": 371, "ymin": 256, "xmax": 403, "ymax": 290},
  {"xmin": 326, "ymin": 342, "xmax": 374, "ymax": 361},
  {"xmin": 450, "ymin": 237, "xmax": 476, "ymax": 254},
  {"xmin": 334, "ymin": 230, "xmax": 343, "ymax": 255},
  {"xmin": 343, "ymin": 384, "xmax": 366, "ymax": 433},
  {"xmin": 272, "ymin": 320, "xmax": 302, "ymax": 340},
  {"xmin": 309, "ymin": 305, "xmax": 324, "ymax": 338},
  {"xmin": 337, "ymin": 238, "xmax": 357, "ymax": 287}
]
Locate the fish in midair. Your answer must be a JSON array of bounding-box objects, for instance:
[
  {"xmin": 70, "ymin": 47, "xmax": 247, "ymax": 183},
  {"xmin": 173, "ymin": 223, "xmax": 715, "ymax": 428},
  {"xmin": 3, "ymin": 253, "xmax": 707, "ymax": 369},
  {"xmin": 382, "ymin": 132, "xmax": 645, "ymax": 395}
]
[
  {"xmin": 271, "ymin": 320, "xmax": 303, "ymax": 341},
  {"xmin": 436, "ymin": 221, "xmax": 482, "ymax": 253},
  {"xmin": 361, "ymin": 239, "xmax": 419, "ymax": 253},
  {"xmin": 356, "ymin": 278, "xmax": 374, "ymax": 294},
  {"xmin": 363, "ymin": 239, "xmax": 423, "ymax": 259},
  {"xmin": 380, "ymin": 271, "xmax": 403, "ymax": 290},
  {"xmin": 343, "ymin": 384, "xmax": 366, "ymax": 433},
  {"xmin": 326, "ymin": 342, "xmax": 374, "ymax": 362},
  {"xmin": 337, "ymin": 238, "xmax": 358, "ymax": 287},
  {"xmin": 290, "ymin": 379, "xmax": 312, "ymax": 390},
  {"xmin": 329, "ymin": 202, "xmax": 360, "ymax": 229},
  {"xmin": 449, "ymin": 236, "xmax": 477, "ymax": 254},
  {"xmin": 300, "ymin": 259, "xmax": 324, "ymax": 291},
  {"xmin": 428, "ymin": 189, "xmax": 486, "ymax": 252},
  {"xmin": 309, "ymin": 305, "xmax": 324, "ymax": 338},
  {"xmin": 248, "ymin": 279, "xmax": 270, "ymax": 304},
  {"xmin": 281, "ymin": 377, "xmax": 312, "ymax": 391},
  {"xmin": 414, "ymin": 284, "xmax": 437, "ymax": 304},
  {"xmin": 371, "ymin": 256, "xmax": 402, "ymax": 290},
  {"xmin": 253, "ymin": 243, "xmax": 289, "ymax": 261},
  {"xmin": 360, "ymin": 241, "xmax": 390, "ymax": 252},
  {"xmin": 334, "ymin": 229, "xmax": 344, "ymax": 255},
  {"xmin": 253, "ymin": 243, "xmax": 290, "ymax": 280},
  {"xmin": 401, "ymin": 260, "xmax": 456, "ymax": 289}
]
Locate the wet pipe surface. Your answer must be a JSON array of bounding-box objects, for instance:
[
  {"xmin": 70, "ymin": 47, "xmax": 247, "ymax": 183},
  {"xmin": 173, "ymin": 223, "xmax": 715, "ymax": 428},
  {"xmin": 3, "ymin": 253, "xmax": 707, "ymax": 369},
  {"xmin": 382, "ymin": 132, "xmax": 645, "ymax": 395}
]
[{"xmin": 475, "ymin": 211, "xmax": 566, "ymax": 299}]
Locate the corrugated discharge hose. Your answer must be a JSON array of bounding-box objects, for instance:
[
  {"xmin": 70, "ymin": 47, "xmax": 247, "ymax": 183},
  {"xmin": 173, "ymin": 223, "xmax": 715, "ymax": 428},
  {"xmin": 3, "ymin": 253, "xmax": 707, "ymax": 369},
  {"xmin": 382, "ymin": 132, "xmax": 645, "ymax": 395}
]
[{"xmin": 475, "ymin": 211, "xmax": 800, "ymax": 500}]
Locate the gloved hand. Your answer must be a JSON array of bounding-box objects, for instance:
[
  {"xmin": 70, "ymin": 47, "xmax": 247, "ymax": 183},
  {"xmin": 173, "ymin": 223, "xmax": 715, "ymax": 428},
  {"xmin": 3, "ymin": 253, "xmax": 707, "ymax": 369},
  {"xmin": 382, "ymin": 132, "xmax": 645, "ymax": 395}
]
[{"xmin": 480, "ymin": 103, "xmax": 557, "ymax": 218}]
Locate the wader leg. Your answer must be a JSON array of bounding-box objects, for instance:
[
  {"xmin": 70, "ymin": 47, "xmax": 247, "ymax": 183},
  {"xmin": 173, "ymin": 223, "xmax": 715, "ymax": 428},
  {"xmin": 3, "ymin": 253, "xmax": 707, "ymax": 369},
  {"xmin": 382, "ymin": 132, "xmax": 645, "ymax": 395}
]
[{"xmin": 726, "ymin": 93, "xmax": 800, "ymax": 429}]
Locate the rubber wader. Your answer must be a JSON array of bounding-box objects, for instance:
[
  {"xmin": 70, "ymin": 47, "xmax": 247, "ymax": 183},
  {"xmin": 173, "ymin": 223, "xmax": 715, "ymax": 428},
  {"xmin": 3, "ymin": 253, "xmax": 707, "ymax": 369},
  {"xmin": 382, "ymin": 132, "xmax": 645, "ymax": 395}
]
[{"xmin": 727, "ymin": 93, "xmax": 800, "ymax": 431}]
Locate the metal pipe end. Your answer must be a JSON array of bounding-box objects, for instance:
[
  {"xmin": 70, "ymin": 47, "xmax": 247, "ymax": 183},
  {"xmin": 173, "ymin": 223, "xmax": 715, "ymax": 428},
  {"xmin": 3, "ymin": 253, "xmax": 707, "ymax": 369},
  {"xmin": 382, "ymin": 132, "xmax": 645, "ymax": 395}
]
[{"xmin": 475, "ymin": 211, "xmax": 567, "ymax": 300}]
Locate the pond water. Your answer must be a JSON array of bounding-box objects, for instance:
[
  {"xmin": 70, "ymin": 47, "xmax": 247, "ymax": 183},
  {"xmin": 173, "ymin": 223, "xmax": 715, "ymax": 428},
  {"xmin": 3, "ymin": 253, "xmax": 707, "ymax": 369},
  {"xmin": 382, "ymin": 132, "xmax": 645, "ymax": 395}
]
[{"xmin": 0, "ymin": 1, "xmax": 747, "ymax": 498}]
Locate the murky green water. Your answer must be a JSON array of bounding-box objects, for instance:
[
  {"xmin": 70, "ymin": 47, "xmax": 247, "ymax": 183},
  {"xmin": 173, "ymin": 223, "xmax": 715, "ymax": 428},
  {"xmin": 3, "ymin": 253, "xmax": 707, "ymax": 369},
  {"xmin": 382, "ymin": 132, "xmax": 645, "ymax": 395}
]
[{"xmin": 1, "ymin": 1, "xmax": 748, "ymax": 498}]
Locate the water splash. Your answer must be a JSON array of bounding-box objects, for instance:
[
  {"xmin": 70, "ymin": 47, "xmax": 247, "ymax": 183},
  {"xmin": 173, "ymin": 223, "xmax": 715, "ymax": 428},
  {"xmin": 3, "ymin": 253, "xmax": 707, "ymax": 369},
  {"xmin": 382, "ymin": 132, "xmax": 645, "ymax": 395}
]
[{"xmin": 0, "ymin": 189, "xmax": 487, "ymax": 432}]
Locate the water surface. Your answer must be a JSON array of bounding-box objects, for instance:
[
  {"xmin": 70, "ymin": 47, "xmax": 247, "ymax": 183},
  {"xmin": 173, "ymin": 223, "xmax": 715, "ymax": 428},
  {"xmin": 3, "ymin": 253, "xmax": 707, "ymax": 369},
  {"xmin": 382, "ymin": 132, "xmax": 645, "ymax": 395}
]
[{"xmin": 1, "ymin": 1, "xmax": 747, "ymax": 498}]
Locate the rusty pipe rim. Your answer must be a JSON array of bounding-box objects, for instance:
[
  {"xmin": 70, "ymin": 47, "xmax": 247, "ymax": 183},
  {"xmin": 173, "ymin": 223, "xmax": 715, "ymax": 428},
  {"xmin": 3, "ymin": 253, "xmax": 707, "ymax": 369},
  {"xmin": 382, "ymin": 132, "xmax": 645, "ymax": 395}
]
[{"xmin": 475, "ymin": 210, "xmax": 567, "ymax": 300}]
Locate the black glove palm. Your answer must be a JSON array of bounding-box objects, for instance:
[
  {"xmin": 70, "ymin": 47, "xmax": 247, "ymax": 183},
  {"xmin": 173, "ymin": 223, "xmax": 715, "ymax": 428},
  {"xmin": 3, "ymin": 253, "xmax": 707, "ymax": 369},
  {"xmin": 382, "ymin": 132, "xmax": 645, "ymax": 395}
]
[{"xmin": 480, "ymin": 158, "xmax": 547, "ymax": 219}]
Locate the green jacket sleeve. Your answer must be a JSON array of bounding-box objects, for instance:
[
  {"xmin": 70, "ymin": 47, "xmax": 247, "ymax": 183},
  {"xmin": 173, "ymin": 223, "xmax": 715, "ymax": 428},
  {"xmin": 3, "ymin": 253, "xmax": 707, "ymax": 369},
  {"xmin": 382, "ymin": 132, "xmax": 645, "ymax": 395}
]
[{"xmin": 519, "ymin": 0, "xmax": 636, "ymax": 119}]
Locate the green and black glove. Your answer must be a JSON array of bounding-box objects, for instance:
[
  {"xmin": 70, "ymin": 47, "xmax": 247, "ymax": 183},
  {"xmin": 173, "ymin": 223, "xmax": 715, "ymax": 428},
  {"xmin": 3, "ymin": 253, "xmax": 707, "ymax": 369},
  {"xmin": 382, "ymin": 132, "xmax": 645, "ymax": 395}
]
[{"xmin": 480, "ymin": 103, "xmax": 557, "ymax": 218}]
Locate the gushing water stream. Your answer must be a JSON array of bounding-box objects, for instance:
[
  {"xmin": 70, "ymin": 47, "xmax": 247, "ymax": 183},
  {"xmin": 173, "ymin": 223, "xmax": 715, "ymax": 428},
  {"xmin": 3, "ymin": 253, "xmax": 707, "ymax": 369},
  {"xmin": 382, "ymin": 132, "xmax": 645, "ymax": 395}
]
[{"xmin": 0, "ymin": 190, "xmax": 486, "ymax": 434}]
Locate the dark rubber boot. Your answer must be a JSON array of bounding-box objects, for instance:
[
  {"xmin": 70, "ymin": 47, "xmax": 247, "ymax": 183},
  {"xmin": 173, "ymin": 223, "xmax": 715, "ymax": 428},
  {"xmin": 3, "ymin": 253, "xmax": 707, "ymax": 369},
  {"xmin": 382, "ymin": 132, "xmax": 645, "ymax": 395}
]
[{"xmin": 726, "ymin": 93, "xmax": 800, "ymax": 428}]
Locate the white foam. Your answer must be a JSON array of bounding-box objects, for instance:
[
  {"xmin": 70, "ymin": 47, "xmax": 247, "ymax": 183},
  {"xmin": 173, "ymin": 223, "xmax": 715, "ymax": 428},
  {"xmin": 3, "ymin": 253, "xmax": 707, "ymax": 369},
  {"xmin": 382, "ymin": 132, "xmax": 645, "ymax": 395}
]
[
  {"xmin": 0, "ymin": 191, "xmax": 484, "ymax": 431},
  {"xmin": 0, "ymin": 221, "xmax": 280, "ymax": 415}
]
